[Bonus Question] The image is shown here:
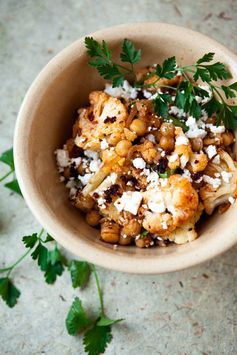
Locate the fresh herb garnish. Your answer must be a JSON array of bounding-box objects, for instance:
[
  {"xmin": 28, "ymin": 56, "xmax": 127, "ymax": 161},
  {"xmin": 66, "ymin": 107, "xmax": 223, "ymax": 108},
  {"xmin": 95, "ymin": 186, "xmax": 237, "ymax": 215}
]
[
  {"xmin": 85, "ymin": 38, "xmax": 237, "ymax": 129},
  {"xmin": 1, "ymin": 149, "xmax": 124, "ymax": 354},
  {"xmin": 0, "ymin": 147, "xmax": 22, "ymax": 195}
]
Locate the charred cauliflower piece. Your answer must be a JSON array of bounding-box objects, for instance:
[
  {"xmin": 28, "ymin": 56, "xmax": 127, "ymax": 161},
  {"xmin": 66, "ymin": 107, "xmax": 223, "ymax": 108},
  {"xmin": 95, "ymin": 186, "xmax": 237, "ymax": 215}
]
[
  {"xmin": 200, "ymin": 149, "xmax": 237, "ymax": 214},
  {"xmin": 142, "ymin": 174, "xmax": 199, "ymax": 236},
  {"xmin": 74, "ymin": 91, "xmax": 128, "ymax": 150}
]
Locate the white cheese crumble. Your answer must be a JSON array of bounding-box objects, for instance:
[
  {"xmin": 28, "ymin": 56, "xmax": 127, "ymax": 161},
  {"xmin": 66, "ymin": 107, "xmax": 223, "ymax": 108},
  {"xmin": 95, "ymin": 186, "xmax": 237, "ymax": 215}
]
[
  {"xmin": 206, "ymin": 124, "xmax": 225, "ymax": 134},
  {"xmin": 205, "ymin": 145, "xmax": 217, "ymax": 159},
  {"xmin": 180, "ymin": 155, "xmax": 188, "ymax": 169},
  {"xmin": 221, "ymin": 171, "xmax": 232, "ymax": 183},
  {"xmin": 89, "ymin": 159, "xmax": 101, "ymax": 172},
  {"xmin": 84, "ymin": 150, "xmax": 99, "ymax": 160},
  {"xmin": 78, "ymin": 173, "xmax": 93, "ymax": 186},
  {"xmin": 176, "ymin": 135, "xmax": 189, "ymax": 146},
  {"xmin": 143, "ymin": 89, "xmax": 153, "ymax": 99},
  {"xmin": 55, "ymin": 149, "xmax": 69, "ymax": 168},
  {"xmin": 114, "ymin": 191, "xmax": 143, "ymax": 215},
  {"xmin": 185, "ymin": 116, "xmax": 207, "ymax": 139},
  {"xmin": 71, "ymin": 157, "xmax": 82, "ymax": 167},
  {"xmin": 132, "ymin": 157, "xmax": 146, "ymax": 169},
  {"xmin": 97, "ymin": 197, "xmax": 106, "ymax": 209},
  {"xmin": 228, "ymin": 196, "xmax": 235, "ymax": 204},
  {"xmin": 169, "ymin": 106, "xmax": 185, "ymax": 118},
  {"xmin": 146, "ymin": 134, "xmax": 156, "ymax": 143},
  {"xmin": 203, "ymin": 175, "xmax": 221, "ymax": 189},
  {"xmin": 182, "ymin": 169, "xmax": 192, "ymax": 182},
  {"xmin": 100, "ymin": 139, "xmax": 109, "ymax": 150},
  {"xmin": 169, "ymin": 153, "xmax": 179, "ymax": 163},
  {"xmin": 104, "ymin": 80, "xmax": 137, "ymax": 99}
]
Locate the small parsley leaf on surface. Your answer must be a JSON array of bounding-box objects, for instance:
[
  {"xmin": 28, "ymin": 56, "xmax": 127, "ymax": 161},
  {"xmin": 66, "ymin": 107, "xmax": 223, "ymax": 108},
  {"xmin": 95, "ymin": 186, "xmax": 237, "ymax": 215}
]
[
  {"xmin": 31, "ymin": 242, "xmax": 48, "ymax": 271},
  {"xmin": 22, "ymin": 233, "xmax": 38, "ymax": 249},
  {"xmin": 0, "ymin": 148, "xmax": 14, "ymax": 170},
  {"xmin": 96, "ymin": 315, "xmax": 123, "ymax": 327},
  {"xmin": 44, "ymin": 234, "xmax": 54, "ymax": 243},
  {"xmin": 4, "ymin": 179, "xmax": 22, "ymax": 195},
  {"xmin": 69, "ymin": 260, "xmax": 91, "ymax": 289},
  {"xmin": 0, "ymin": 277, "xmax": 20, "ymax": 308},
  {"xmin": 120, "ymin": 38, "xmax": 141, "ymax": 64},
  {"xmin": 83, "ymin": 324, "xmax": 112, "ymax": 355},
  {"xmin": 66, "ymin": 297, "xmax": 92, "ymax": 335},
  {"xmin": 155, "ymin": 56, "xmax": 177, "ymax": 79}
]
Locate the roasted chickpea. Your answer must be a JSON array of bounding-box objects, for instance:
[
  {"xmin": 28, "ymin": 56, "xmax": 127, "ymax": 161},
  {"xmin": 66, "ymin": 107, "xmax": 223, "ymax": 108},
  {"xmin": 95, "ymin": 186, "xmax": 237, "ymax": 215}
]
[
  {"xmin": 159, "ymin": 136, "xmax": 175, "ymax": 151},
  {"xmin": 74, "ymin": 193, "xmax": 94, "ymax": 212},
  {"xmin": 101, "ymin": 221, "xmax": 120, "ymax": 244},
  {"xmin": 115, "ymin": 140, "xmax": 132, "ymax": 157},
  {"xmin": 86, "ymin": 210, "xmax": 101, "ymax": 226},
  {"xmin": 151, "ymin": 116, "xmax": 162, "ymax": 129},
  {"xmin": 135, "ymin": 236, "xmax": 153, "ymax": 248},
  {"xmin": 222, "ymin": 132, "xmax": 234, "ymax": 146},
  {"xmin": 190, "ymin": 138, "xmax": 203, "ymax": 152},
  {"xmin": 153, "ymin": 130, "xmax": 162, "ymax": 142},
  {"xmin": 130, "ymin": 119, "xmax": 147, "ymax": 136},
  {"xmin": 119, "ymin": 235, "xmax": 132, "ymax": 245},
  {"xmin": 160, "ymin": 122, "xmax": 175, "ymax": 137},
  {"xmin": 63, "ymin": 167, "xmax": 71, "ymax": 179},
  {"xmin": 121, "ymin": 220, "xmax": 141, "ymax": 237}
]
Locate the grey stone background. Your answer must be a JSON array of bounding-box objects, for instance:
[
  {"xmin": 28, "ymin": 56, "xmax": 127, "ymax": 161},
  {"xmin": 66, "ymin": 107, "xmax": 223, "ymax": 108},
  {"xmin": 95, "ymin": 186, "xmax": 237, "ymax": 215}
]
[{"xmin": 0, "ymin": 1, "xmax": 237, "ymax": 354}]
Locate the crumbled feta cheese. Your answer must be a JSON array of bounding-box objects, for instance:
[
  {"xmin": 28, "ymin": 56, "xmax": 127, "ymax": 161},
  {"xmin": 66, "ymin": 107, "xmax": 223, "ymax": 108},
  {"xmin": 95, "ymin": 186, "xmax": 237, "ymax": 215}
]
[
  {"xmin": 78, "ymin": 173, "xmax": 93, "ymax": 186},
  {"xmin": 84, "ymin": 150, "xmax": 99, "ymax": 160},
  {"xmin": 100, "ymin": 139, "xmax": 109, "ymax": 150},
  {"xmin": 214, "ymin": 173, "xmax": 221, "ymax": 178},
  {"xmin": 182, "ymin": 169, "xmax": 192, "ymax": 182},
  {"xmin": 71, "ymin": 157, "xmax": 82, "ymax": 167},
  {"xmin": 66, "ymin": 180, "xmax": 76, "ymax": 189},
  {"xmin": 221, "ymin": 171, "xmax": 232, "ymax": 183},
  {"xmin": 169, "ymin": 153, "xmax": 179, "ymax": 163},
  {"xmin": 176, "ymin": 136, "xmax": 189, "ymax": 146},
  {"xmin": 132, "ymin": 157, "xmax": 146, "ymax": 169},
  {"xmin": 114, "ymin": 191, "xmax": 143, "ymax": 215},
  {"xmin": 206, "ymin": 124, "xmax": 225, "ymax": 134},
  {"xmin": 89, "ymin": 159, "xmax": 101, "ymax": 172},
  {"xmin": 180, "ymin": 155, "xmax": 188, "ymax": 169},
  {"xmin": 146, "ymin": 134, "xmax": 156, "ymax": 143},
  {"xmin": 143, "ymin": 89, "xmax": 153, "ymax": 99},
  {"xmin": 198, "ymin": 84, "xmax": 212, "ymax": 104},
  {"xmin": 104, "ymin": 80, "xmax": 137, "ymax": 99},
  {"xmin": 185, "ymin": 116, "xmax": 207, "ymax": 139},
  {"xmin": 97, "ymin": 197, "xmax": 106, "ymax": 209},
  {"xmin": 161, "ymin": 150, "xmax": 166, "ymax": 157},
  {"xmin": 169, "ymin": 106, "xmax": 185, "ymax": 118},
  {"xmin": 161, "ymin": 221, "xmax": 168, "ymax": 229},
  {"xmin": 203, "ymin": 175, "xmax": 221, "ymax": 189},
  {"xmin": 212, "ymin": 155, "xmax": 220, "ymax": 164},
  {"xmin": 228, "ymin": 196, "xmax": 235, "ymax": 204},
  {"xmin": 205, "ymin": 145, "xmax": 217, "ymax": 159},
  {"xmin": 69, "ymin": 187, "xmax": 77, "ymax": 197},
  {"xmin": 59, "ymin": 176, "xmax": 65, "ymax": 182},
  {"xmin": 55, "ymin": 149, "xmax": 69, "ymax": 168}
]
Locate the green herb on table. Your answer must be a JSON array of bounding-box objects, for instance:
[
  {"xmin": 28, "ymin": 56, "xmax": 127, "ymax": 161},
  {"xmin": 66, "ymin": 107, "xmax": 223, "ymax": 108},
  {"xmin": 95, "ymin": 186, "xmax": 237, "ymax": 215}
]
[
  {"xmin": 0, "ymin": 148, "xmax": 22, "ymax": 195},
  {"xmin": 66, "ymin": 264, "xmax": 123, "ymax": 355},
  {"xmin": 85, "ymin": 38, "xmax": 237, "ymax": 129}
]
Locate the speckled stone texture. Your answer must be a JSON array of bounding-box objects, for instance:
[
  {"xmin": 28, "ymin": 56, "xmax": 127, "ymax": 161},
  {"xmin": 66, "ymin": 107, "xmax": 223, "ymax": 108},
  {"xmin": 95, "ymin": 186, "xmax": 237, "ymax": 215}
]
[{"xmin": 0, "ymin": 1, "xmax": 237, "ymax": 354}]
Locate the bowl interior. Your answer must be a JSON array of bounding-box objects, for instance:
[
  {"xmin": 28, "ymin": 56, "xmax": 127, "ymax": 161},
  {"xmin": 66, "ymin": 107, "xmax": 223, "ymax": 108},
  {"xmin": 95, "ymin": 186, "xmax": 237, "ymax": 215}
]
[{"xmin": 14, "ymin": 23, "xmax": 237, "ymax": 273}]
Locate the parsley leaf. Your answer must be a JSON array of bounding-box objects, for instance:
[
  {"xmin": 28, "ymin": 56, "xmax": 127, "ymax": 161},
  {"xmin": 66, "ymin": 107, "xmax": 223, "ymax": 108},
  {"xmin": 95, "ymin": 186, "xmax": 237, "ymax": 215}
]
[
  {"xmin": 153, "ymin": 93, "xmax": 172, "ymax": 118},
  {"xmin": 44, "ymin": 234, "xmax": 54, "ymax": 243},
  {"xmin": 0, "ymin": 277, "xmax": 20, "ymax": 308},
  {"xmin": 221, "ymin": 82, "xmax": 237, "ymax": 99},
  {"xmin": 167, "ymin": 116, "xmax": 188, "ymax": 132},
  {"xmin": 96, "ymin": 63, "xmax": 124, "ymax": 87},
  {"xmin": 120, "ymin": 39, "xmax": 141, "ymax": 64},
  {"xmin": 196, "ymin": 52, "xmax": 215, "ymax": 64},
  {"xmin": 155, "ymin": 56, "xmax": 177, "ymax": 79},
  {"xmin": 44, "ymin": 261, "xmax": 64, "ymax": 284},
  {"xmin": 22, "ymin": 233, "xmax": 38, "ymax": 249},
  {"xmin": 66, "ymin": 297, "xmax": 92, "ymax": 335},
  {"xmin": 83, "ymin": 324, "xmax": 112, "ymax": 355},
  {"xmin": 140, "ymin": 230, "xmax": 149, "ymax": 237},
  {"xmin": 4, "ymin": 179, "xmax": 22, "ymax": 195},
  {"xmin": 96, "ymin": 315, "xmax": 123, "ymax": 327},
  {"xmin": 69, "ymin": 260, "xmax": 91, "ymax": 289},
  {"xmin": 31, "ymin": 242, "xmax": 48, "ymax": 271},
  {"xmin": 85, "ymin": 37, "xmax": 111, "ymax": 60},
  {"xmin": 194, "ymin": 62, "xmax": 231, "ymax": 82},
  {"xmin": 0, "ymin": 148, "xmax": 14, "ymax": 170}
]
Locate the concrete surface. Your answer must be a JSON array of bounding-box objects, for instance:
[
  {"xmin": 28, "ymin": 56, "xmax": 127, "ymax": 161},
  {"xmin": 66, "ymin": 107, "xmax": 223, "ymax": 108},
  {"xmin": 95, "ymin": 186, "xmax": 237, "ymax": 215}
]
[{"xmin": 0, "ymin": 1, "xmax": 237, "ymax": 354}]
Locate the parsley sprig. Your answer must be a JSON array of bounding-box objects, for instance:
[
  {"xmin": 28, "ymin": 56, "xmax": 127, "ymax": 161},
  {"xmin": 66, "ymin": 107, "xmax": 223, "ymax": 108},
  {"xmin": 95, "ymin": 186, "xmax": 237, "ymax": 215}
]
[
  {"xmin": 0, "ymin": 148, "xmax": 22, "ymax": 195},
  {"xmin": 0, "ymin": 147, "xmax": 123, "ymax": 354},
  {"xmin": 85, "ymin": 38, "xmax": 237, "ymax": 129},
  {"xmin": 85, "ymin": 37, "xmax": 140, "ymax": 87}
]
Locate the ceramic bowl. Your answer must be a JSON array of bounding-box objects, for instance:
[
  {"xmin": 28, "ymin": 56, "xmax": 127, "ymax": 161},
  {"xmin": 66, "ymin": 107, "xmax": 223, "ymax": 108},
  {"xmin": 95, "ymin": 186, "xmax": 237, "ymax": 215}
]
[{"xmin": 14, "ymin": 23, "xmax": 237, "ymax": 274}]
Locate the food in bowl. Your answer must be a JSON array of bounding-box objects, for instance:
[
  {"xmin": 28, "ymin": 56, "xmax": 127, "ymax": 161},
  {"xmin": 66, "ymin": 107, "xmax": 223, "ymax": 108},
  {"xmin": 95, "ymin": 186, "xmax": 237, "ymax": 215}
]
[{"xmin": 55, "ymin": 37, "xmax": 237, "ymax": 248}]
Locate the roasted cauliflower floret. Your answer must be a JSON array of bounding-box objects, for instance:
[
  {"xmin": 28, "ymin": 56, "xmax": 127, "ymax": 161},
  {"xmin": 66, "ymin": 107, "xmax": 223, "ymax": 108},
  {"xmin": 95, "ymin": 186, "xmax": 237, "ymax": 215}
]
[
  {"xmin": 188, "ymin": 151, "xmax": 208, "ymax": 173},
  {"xmin": 200, "ymin": 149, "xmax": 237, "ymax": 214},
  {"xmin": 168, "ymin": 127, "xmax": 192, "ymax": 170},
  {"xmin": 142, "ymin": 174, "xmax": 199, "ymax": 236},
  {"xmin": 167, "ymin": 203, "xmax": 204, "ymax": 244},
  {"xmin": 74, "ymin": 91, "xmax": 128, "ymax": 150}
]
